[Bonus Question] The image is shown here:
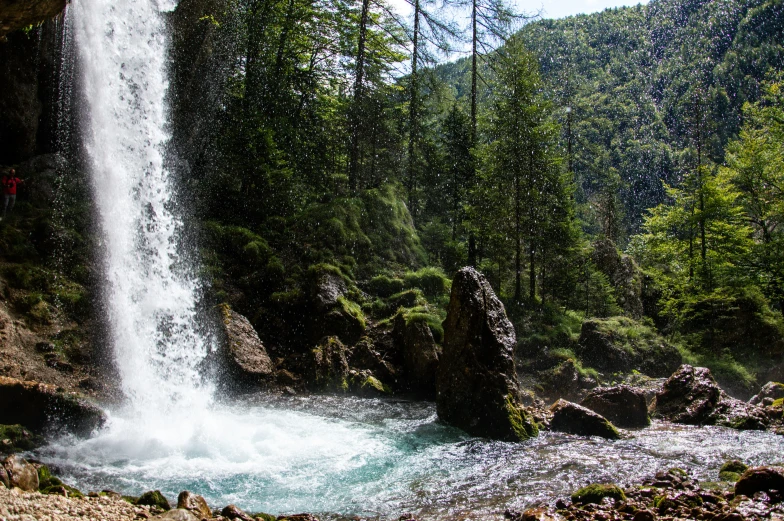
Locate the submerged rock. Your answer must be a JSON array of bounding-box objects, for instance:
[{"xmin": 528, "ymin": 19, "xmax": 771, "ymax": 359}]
[
  {"xmin": 580, "ymin": 385, "xmax": 649, "ymax": 428},
  {"xmin": 652, "ymin": 365, "xmax": 768, "ymax": 430},
  {"xmin": 219, "ymin": 305, "xmax": 275, "ymax": 385},
  {"xmin": 549, "ymin": 399, "xmax": 620, "ymax": 439},
  {"xmin": 0, "ymin": 376, "xmax": 105, "ymax": 436},
  {"xmin": 1, "ymin": 455, "xmax": 38, "ymax": 491},
  {"xmin": 436, "ymin": 267, "xmax": 537, "ymax": 441}
]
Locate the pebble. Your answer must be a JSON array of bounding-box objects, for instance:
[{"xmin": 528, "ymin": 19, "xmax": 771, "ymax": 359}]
[{"xmin": 0, "ymin": 486, "xmax": 148, "ymax": 521}]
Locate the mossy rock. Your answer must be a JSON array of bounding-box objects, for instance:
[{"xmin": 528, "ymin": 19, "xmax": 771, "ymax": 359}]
[
  {"xmin": 136, "ymin": 490, "xmax": 171, "ymax": 510},
  {"xmin": 719, "ymin": 460, "xmax": 748, "ymax": 482},
  {"xmin": 0, "ymin": 424, "xmax": 44, "ymax": 454},
  {"xmin": 367, "ymin": 275, "xmax": 405, "ymax": 298},
  {"xmin": 571, "ymin": 484, "xmax": 626, "ymax": 505},
  {"xmin": 252, "ymin": 514, "xmax": 277, "ymax": 521},
  {"xmin": 37, "ymin": 465, "xmax": 63, "ymax": 490},
  {"xmin": 652, "ymin": 495, "xmax": 678, "ymax": 513},
  {"xmin": 403, "ymin": 267, "xmax": 451, "ymax": 298},
  {"xmin": 122, "ymin": 496, "xmax": 139, "ymax": 504},
  {"xmin": 505, "ymin": 395, "xmax": 539, "ymax": 441},
  {"xmin": 41, "ymin": 484, "xmax": 84, "ymax": 499},
  {"xmin": 361, "ymin": 375, "xmax": 390, "ymax": 394},
  {"xmin": 773, "ymin": 397, "xmax": 784, "ymax": 408}
]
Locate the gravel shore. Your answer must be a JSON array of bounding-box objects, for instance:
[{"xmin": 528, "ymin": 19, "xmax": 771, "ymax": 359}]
[{"xmin": 0, "ymin": 486, "xmax": 149, "ymax": 521}]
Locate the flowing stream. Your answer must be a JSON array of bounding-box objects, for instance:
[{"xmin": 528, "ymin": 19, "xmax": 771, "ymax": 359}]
[{"xmin": 42, "ymin": 0, "xmax": 784, "ymax": 519}]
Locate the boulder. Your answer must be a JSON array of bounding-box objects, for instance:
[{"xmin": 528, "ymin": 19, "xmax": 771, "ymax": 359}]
[
  {"xmin": 348, "ymin": 336, "xmax": 397, "ymax": 384},
  {"xmin": 580, "ymin": 385, "xmax": 649, "ymax": 428},
  {"xmin": 436, "ymin": 267, "xmax": 538, "ymax": 441},
  {"xmin": 0, "ymin": 424, "xmax": 45, "ymax": 455},
  {"xmin": 177, "ymin": 491, "xmax": 211, "ymax": 519},
  {"xmin": 576, "ymin": 317, "xmax": 681, "ymax": 377},
  {"xmin": 219, "ymin": 305, "xmax": 275, "ymax": 385},
  {"xmin": 719, "ymin": 460, "xmax": 749, "ymax": 482},
  {"xmin": 571, "ymin": 483, "xmax": 626, "ymax": 505},
  {"xmin": 309, "ymin": 336, "xmax": 350, "ymax": 391},
  {"xmin": 221, "ymin": 504, "xmax": 254, "ymax": 521},
  {"xmin": 549, "ymin": 399, "xmax": 620, "ymax": 439},
  {"xmin": 307, "ymin": 269, "xmax": 365, "ymax": 344},
  {"xmin": 749, "ymin": 382, "xmax": 784, "ymax": 406},
  {"xmin": 0, "ymin": 0, "xmax": 66, "ymax": 40},
  {"xmin": 652, "ymin": 365, "xmax": 768, "ymax": 429},
  {"xmin": 0, "ymin": 376, "xmax": 105, "ymax": 436},
  {"xmin": 311, "ymin": 270, "xmax": 348, "ymax": 311},
  {"xmin": 538, "ymin": 359, "xmax": 597, "ymax": 400},
  {"xmin": 1, "ymin": 455, "xmax": 39, "ymax": 491},
  {"xmin": 136, "ymin": 490, "xmax": 171, "ymax": 510},
  {"xmin": 735, "ymin": 466, "xmax": 784, "ymax": 498},
  {"xmin": 591, "ymin": 238, "xmax": 644, "ymax": 319},
  {"xmin": 395, "ymin": 314, "xmax": 440, "ymax": 395}
]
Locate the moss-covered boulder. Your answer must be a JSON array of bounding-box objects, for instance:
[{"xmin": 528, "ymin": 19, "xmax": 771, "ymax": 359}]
[
  {"xmin": 575, "ymin": 317, "xmax": 681, "ymax": 377},
  {"xmin": 571, "ymin": 483, "xmax": 626, "ymax": 505},
  {"xmin": 580, "ymin": 385, "xmax": 650, "ymax": 428},
  {"xmin": 436, "ymin": 267, "xmax": 537, "ymax": 441},
  {"xmin": 136, "ymin": 490, "xmax": 171, "ymax": 510},
  {"xmin": 652, "ymin": 365, "xmax": 768, "ymax": 430},
  {"xmin": 749, "ymin": 381, "xmax": 784, "ymax": 406},
  {"xmin": 549, "ymin": 399, "xmax": 620, "ymax": 439},
  {"xmin": 394, "ymin": 312, "xmax": 440, "ymax": 396},
  {"xmin": 0, "ymin": 376, "xmax": 105, "ymax": 436},
  {"xmin": 309, "ymin": 336, "xmax": 350, "ymax": 392},
  {"xmin": 719, "ymin": 460, "xmax": 748, "ymax": 482},
  {"xmin": 0, "ymin": 424, "xmax": 44, "ymax": 455}
]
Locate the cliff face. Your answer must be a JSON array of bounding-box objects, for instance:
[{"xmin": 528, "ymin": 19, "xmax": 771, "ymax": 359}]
[{"xmin": 0, "ymin": 0, "xmax": 66, "ymax": 40}]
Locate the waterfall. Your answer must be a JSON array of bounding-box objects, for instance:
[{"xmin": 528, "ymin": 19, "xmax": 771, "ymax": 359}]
[{"xmin": 72, "ymin": 0, "xmax": 213, "ymax": 418}]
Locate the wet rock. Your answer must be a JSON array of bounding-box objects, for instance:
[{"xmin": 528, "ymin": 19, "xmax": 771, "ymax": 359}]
[
  {"xmin": 309, "ymin": 336, "xmax": 350, "ymax": 391},
  {"xmin": 0, "ymin": 1, "xmax": 65, "ymax": 40},
  {"xmin": 277, "ymin": 515, "xmax": 319, "ymax": 521},
  {"xmin": 0, "ymin": 424, "xmax": 44, "ymax": 455},
  {"xmin": 152, "ymin": 510, "xmax": 200, "ymax": 521},
  {"xmin": 395, "ymin": 313, "xmax": 440, "ymax": 396},
  {"xmin": 571, "ymin": 483, "xmax": 626, "ymax": 505},
  {"xmin": 652, "ymin": 365, "xmax": 769, "ymax": 429},
  {"xmin": 0, "ymin": 376, "xmax": 105, "ymax": 436},
  {"xmin": 580, "ymin": 385, "xmax": 649, "ymax": 428},
  {"xmin": 735, "ymin": 466, "xmax": 784, "ymax": 498},
  {"xmin": 436, "ymin": 267, "xmax": 538, "ymax": 441},
  {"xmin": 349, "ymin": 336, "xmax": 397, "ymax": 383},
  {"xmin": 311, "ymin": 269, "xmax": 348, "ymax": 311},
  {"xmin": 549, "ymin": 399, "xmax": 620, "ymax": 439},
  {"xmin": 575, "ymin": 317, "xmax": 681, "ymax": 377},
  {"xmin": 720, "ymin": 460, "xmax": 749, "ymax": 482},
  {"xmin": 0, "ymin": 466, "xmax": 8, "ymax": 488},
  {"xmin": 137, "ymin": 490, "xmax": 171, "ymax": 511},
  {"xmin": 221, "ymin": 504, "xmax": 254, "ymax": 521},
  {"xmin": 177, "ymin": 491, "xmax": 211, "ymax": 518},
  {"xmin": 749, "ymin": 382, "xmax": 784, "ymax": 405},
  {"xmin": 1, "ymin": 454, "xmax": 39, "ymax": 491},
  {"xmin": 219, "ymin": 305, "xmax": 275, "ymax": 385}
]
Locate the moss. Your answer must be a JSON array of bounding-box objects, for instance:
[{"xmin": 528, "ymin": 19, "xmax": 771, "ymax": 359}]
[
  {"xmin": 136, "ymin": 490, "xmax": 171, "ymax": 510},
  {"xmin": 362, "ymin": 375, "xmax": 390, "ymax": 394},
  {"xmin": 403, "ymin": 267, "xmax": 451, "ymax": 298},
  {"xmin": 404, "ymin": 311, "xmax": 445, "ymax": 344},
  {"xmin": 388, "ymin": 289, "xmax": 427, "ymax": 310},
  {"xmin": 571, "ymin": 484, "xmax": 626, "ymax": 505},
  {"xmin": 41, "ymin": 484, "xmax": 83, "ymax": 498},
  {"xmin": 367, "ymin": 275, "xmax": 405, "ymax": 297},
  {"xmin": 668, "ymin": 468, "xmax": 688, "ymax": 478},
  {"xmin": 0, "ymin": 424, "xmax": 44, "ymax": 453},
  {"xmin": 122, "ymin": 496, "xmax": 139, "ymax": 504},
  {"xmin": 37, "ymin": 466, "xmax": 63, "ymax": 489},
  {"xmin": 505, "ymin": 395, "xmax": 539, "ymax": 441},
  {"xmin": 719, "ymin": 460, "xmax": 748, "ymax": 482},
  {"xmin": 337, "ymin": 296, "xmax": 366, "ymax": 330},
  {"xmin": 652, "ymin": 495, "xmax": 677, "ymax": 512},
  {"xmin": 772, "ymin": 397, "xmax": 784, "ymax": 408}
]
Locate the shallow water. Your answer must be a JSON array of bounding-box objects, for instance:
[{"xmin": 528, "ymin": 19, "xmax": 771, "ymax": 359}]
[{"xmin": 39, "ymin": 395, "xmax": 784, "ymax": 520}]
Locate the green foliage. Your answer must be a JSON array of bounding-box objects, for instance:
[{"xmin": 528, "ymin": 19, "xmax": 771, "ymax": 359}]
[
  {"xmin": 505, "ymin": 395, "xmax": 539, "ymax": 441},
  {"xmin": 337, "ymin": 295, "xmax": 366, "ymax": 330},
  {"xmin": 571, "ymin": 484, "xmax": 626, "ymax": 505},
  {"xmin": 0, "ymin": 425, "xmax": 44, "ymax": 454},
  {"xmin": 719, "ymin": 460, "xmax": 749, "ymax": 482},
  {"xmin": 403, "ymin": 267, "xmax": 450, "ymax": 298},
  {"xmin": 367, "ymin": 275, "xmax": 405, "ymax": 297}
]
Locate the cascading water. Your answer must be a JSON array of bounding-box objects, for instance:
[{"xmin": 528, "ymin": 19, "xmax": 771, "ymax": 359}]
[
  {"xmin": 72, "ymin": 0, "xmax": 213, "ymax": 418},
  {"xmin": 41, "ymin": 2, "xmax": 784, "ymax": 518}
]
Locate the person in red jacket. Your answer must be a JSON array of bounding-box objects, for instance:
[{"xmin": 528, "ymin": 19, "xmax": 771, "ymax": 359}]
[{"xmin": 2, "ymin": 169, "xmax": 24, "ymax": 220}]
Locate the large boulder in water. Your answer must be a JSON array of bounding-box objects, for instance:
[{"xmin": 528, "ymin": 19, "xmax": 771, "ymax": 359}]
[
  {"xmin": 549, "ymin": 399, "xmax": 620, "ymax": 439},
  {"xmin": 0, "ymin": 376, "xmax": 105, "ymax": 436},
  {"xmin": 735, "ymin": 467, "xmax": 784, "ymax": 498},
  {"xmin": 436, "ymin": 267, "xmax": 538, "ymax": 441},
  {"xmin": 580, "ymin": 385, "xmax": 650, "ymax": 428},
  {"xmin": 652, "ymin": 365, "xmax": 768, "ymax": 429},
  {"xmin": 219, "ymin": 305, "xmax": 275, "ymax": 385}
]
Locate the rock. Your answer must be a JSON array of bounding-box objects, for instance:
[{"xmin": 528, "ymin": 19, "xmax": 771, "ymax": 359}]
[
  {"xmin": 571, "ymin": 483, "xmax": 626, "ymax": 505},
  {"xmin": 219, "ymin": 305, "xmax": 275, "ymax": 385},
  {"xmin": 309, "ymin": 336, "xmax": 350, "ymax": 391},
  {"xmin": 0, "ymin": 376, "xmax": 105, "ymax": 436},
  {"xmin": 395, "ymin": 313, "xmax": 440, "ymax": 396},
  {"xmin": 177, "ymin": 491, "xmax": 211, "ymax": 518},
  {"xmin": 591, "ymin": 238, "xmax": 644, "ymax": 319},
  {"xmin": 719, "ymin": 460, "xmax": 749, "ymax": 482},
  {"xmin": 348, "ymin": 336, "xmax": 397, "ymax": 383},
  {"xmin": 0, "ymin": 424, "xmax": 44, "ymax": 455},
  {"xmin": 1, "ymin": 455, "xmax": 39, "ymax": 491},
  {"xmin": 580, "ymin": 385, "xmax": 650, "ymax": 428},
  {"xmin": 0, "ymin": 466, "xmax": 8, "ymax": 488},
  {"xmin": 311, "ymin": 270, "xmax": 348, "ymax": 311},
  {"xmin": 0, "ymin": 0, "xmax": 66, "ymax": 40},
  {"xmin": 652, "ymin": 365, "xmax": 769, "ymax": 429},
  {"xmin": 632, "ymin": 510, "xmax": 655, "ymax": 521},
  {"xmin": 749, "ymin": 382, "xmax": 784, "ymax": 405},
  {"xmin": 152, "ymin": 510, "xmax": 200, "ymax": 521},
  {"xmin": 575, "ymin": 317, "xmax": 681, "ymax": 377},
  {"xmin": 537, "ymin": 359, "xmax": 597, "ymax": 401},
  {"xmin": 137, "ymin": 490, "xmax": 171, "ymax": 511},
  {"xmin": 436, "ymin": 267, "xmax": 538, "ymax": 441},
  {"xmin": 735, "ymin": 467, "xmax": 784, "ymax": 498},
  {"xmin": 307, "ymin": 268, "xmax": 365, "ymax": 344},
  {"xmin": 221, "ymin": 504, "xmax": 254, "ymax": 521},
  {"xmin": 549, "ymin": 399, "xmax": 620, "ymax": 439}
]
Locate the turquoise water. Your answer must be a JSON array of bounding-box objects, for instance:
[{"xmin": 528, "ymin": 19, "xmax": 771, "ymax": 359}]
[{"xmin": 40, "ymin": 395, "xmax": 784, "ymax": 520}]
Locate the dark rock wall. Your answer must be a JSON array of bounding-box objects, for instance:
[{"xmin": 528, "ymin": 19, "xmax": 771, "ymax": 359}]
[{"xmin": 0, "ymin": 0, "xmax": 66, "ymax": 40}]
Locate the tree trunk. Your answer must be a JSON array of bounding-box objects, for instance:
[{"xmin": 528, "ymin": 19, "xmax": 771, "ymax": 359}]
[
  {"xmin": 348, "ymin": 0, "xmax": 371, "ymax": 192},
  {"xmin": 407, "ymin": 0, "xmax": 420, "ymax": 216}
]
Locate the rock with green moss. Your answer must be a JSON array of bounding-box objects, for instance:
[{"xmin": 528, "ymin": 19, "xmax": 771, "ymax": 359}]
[
  {"xmin": 367, "ymin": 275, "xmax": 405, "ymax": 298},
  {"xmin": 719, "ymin": 460, "xmax": 748, "ymax": 482},
  {"xmin": 436, "ymin": 267, "xmax": 537, "ymax": 441},
  {"xmin": 137, "ymin": 490, "xmax": 171, "ymax": 511},
  {"xmin": 735, "ymin": 466, "xmax": 784, "ymax": 498},
  {"xmin": 549, "ymin": 399, "xmax": 621, "ymax": 439},
  {"xmin": 0, "ymin": 424, "xmax": 44, "ymax": 454},
  {"xmin": 576, "ymin": 316, "xmax": 681, "ymax": 377},
  {"xmin": 309, "ymin": 336, "xmax": 350, "ymax": 392},
  {"xmin": 252, "ymin": 513, "xmax": 277, "ymax": 521},
  {"xmin": 749, "ymin": 382, "xmax": 784, "ymax": 406},
  {"xmin": 394, "ymin": 312, "xmax": 440, "ymax": 396},
  {"xmin": 571, "ymin": 483, "xmax": 626, "ymax": 505},
  {"xmin": 580, "ymin": 385, "xmax": 649, "ymax": 428}
]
